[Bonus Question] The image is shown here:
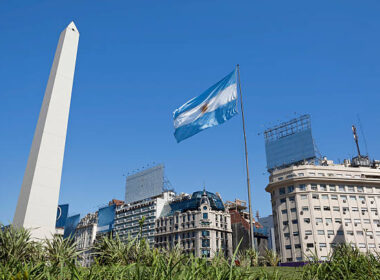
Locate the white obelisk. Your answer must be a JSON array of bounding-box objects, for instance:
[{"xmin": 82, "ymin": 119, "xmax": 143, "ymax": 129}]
[{"xmin": 13, "ymin": 22, "xmax": 79, "ymax": 240}]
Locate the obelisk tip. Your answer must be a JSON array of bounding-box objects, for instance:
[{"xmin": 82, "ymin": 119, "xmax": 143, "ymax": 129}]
[{"xmin": 66, "ymin": 21, "xmax": 79, "ymax": 33}]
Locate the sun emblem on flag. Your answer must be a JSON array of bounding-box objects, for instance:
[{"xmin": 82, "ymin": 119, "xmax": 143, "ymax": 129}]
[{"xmin": 201, "ymin": 103, "xmax": 208, "ymax": 113}]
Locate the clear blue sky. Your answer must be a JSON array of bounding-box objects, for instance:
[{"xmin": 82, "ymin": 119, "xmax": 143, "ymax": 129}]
[{"xmin": 1, "ymin": 1, "xmax": 380, "ymax": 223}]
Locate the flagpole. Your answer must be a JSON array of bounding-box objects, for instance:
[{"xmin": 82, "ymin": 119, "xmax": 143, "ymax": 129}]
[{"xmin": 236, "ymin": 64, "xmax": 255, "ymax": 251}]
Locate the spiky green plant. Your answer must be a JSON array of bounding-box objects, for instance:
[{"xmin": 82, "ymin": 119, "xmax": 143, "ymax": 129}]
[
  {"xmin": 238, "ymin": 248, "xmax": 261, "ymax": 267},
  {"xmin": 0, "ymin": 224, "xmax": 43, "ymax": 266},
  {"xmin": 263, "ymin": 249, "xmax": 280, "ymax": 267},
  {"xmin": 44, "ymin": 235, "xmax": 80, "ymax": 266},
  {"xmin": 302, "ymin": 244, "xmax": 380, "ymax": 280}
]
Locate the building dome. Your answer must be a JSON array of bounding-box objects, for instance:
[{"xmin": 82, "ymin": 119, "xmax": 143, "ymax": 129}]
[{"xmin": 168, "ymin": 190, "xmax": 225, "ymax": 215}]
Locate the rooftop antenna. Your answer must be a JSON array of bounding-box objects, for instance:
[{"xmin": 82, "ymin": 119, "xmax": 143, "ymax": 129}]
[
  {"xmin": 352, "ymin": 125, "xmax": 361, "ymax": 157},
  {"xmin": 357, "ymin": 114, "xmax": 369, "ymax": 156}
]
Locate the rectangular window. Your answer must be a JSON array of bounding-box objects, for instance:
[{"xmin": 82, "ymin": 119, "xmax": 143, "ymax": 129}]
[
  {"xmin": 283, "ymin": 221, "xmax": 289, "ymax": 226},
  {"xmin": 326, "ymin": 218, "xmax": 332, "ymax": 224},
  {"xmin": 280, "ymin": 188, "xmax": 286, "ymax": 195},
  {"xmin": 327, "ymin": 230, "xmax": 334, "ymax": 235},
  {"xmin": 280, "ymin": 198, "xmax": 286, "ymax": 204},
  {"xmin": 352, "ymin": 207, "xmax": 359, "ymax": 212},
  {"xmin": 314, "ymin": 206, "xmax": 321, "ymax": 211},
  {"xmin": 312, "ymin": 194, "xmax": 319, "ymax": 199},
  {"xmin": 281, "ymin": 209, "xmax": 287, "ymax": 214},
  {"xmin": 284, "ymin": 233, "xmax": 290, "ymax": 237},
  {"xmin": 202, "ymin": 239, "xmax": 210, "ymax": 247},
  {"xmin": 347, "ymin": 231, "xmax": 354, "ymax": 236},
  {"xmin": 319, "ymin": 243, "xmax": 327, "ymax": 248},
  {"xmin": 202, "ymin": 230, "xmax": 210, "ymax": 237},
  {"xmin": 285, "ymin": 245, "xmax": 291, "ymax": 250},
  {"xmin": 305, "ymin": 230, "xmax": 312, "ymax": 235},
  {"xmin": 364, "ymin": 219, "xmax": 370, "ymax": 224},
  {"xmin": 331, "ymin": 195, "xmax": 338, "ymax": 200},
  {"xmin": 335, "ymin": 218, "xmax": 342, "ymax": 224},
  {"xmin": 311, "ymin": 184, "xmax": 317, "ymax": 191},
  {"xmin": 323, "ymin": 206, "xmax": 331, "ymax": 211},
  {"xmin": 333, "ymin": 206, "xmax": 340, "ymax": 211},
  {"xmin": 322, "ymin": 194, "xmax": 329, "ymax": 200},
  {"xmin": 203, "ymin": 213, "xmax": 208, "ymax": 219},
  {"xmin": 344, "ymin": 218, "xmax": 351, "ymax": 224},
  {"xmin": 357, "ymin": 231, "xmax": 363, "ymax": 236},
  {"xmin": 337, "ymin": 230, "xmax": 344, "ymax": 235},
  {"xmin": 354, "ymin": 219, "xmax": 361, "ymax": 224},
  {"xmin": 339, "ymin": 185, "xmax": 345, "ymax": 192},
  {"xmin": 295, "ymin": 244, "xmax": 301, "ymax": 248},
  {"xmin": 201, "ymin": 249, "xmax": 210, "ymax": 257},
  {"xmin": 357, "ymin": 186, "xmax": 364, "ymax": 192},
  {"xmin": 289, "ymin": 196, "xmax": 295, "ymax": 201},
  {"xmin": 316, "ymin": 218, "xmax": 323, "ymax": 223},
  {"xmin": 299, "ymin": 184, "xmax": 306, "ymax": 191},
  {"xmin": 301, "ymin": 195, "xmax": 307, "ymax": 200},
  {"xmin": 358, "ymin": 243, "xmax": 365, "ymax": 248},
  {"xmin": 288, "ymin": 186, "xmax": 294, "ymax": 193},
  {"xmin": 350, "ymin": 196, "xmax": 356, "ymax": 201},
  {"xmin": 302, "ymin": 206, "xmax": 309, "ymax": 211},
  {"xmin": 293, "ymin": 231, "xmax": 299, "ymax": 236},
  {"xmin": 320, "ymin": 184, "xmax": 327, "ymax": 191},
  {"xmin": 329, "ymin": 185, "xmax": 336, "ymax": 191},
  {"xmin": 317, "ymin": 230, "xmax": 325, "ymax": 235},
  {"xmin": 348, "ymin": 186, "xmax": 355, "ymax": 192},
  {"xmin": 291, "ymin": 208, "xmax": 296, "ymax": 213},
  {"xmin": 304, "ymin": 218, "xmax": 310, "ymax": 223},
  {"xmin": 292, "ymin": 219, "xmax": 298, "ymax": 224},
  {"xmin": 341, "ymin": 195, "xmax": 347, "ymax": 201}
]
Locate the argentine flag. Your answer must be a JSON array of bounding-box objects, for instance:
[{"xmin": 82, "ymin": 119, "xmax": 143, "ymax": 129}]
[{"xmin": 173, "ymin": 69, "xmax": 238, "ymax": 143}]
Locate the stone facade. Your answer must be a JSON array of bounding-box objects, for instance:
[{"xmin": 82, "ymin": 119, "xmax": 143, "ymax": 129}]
[
  {"xmin": 266, "ymin": 160, "xmax": 380, "ymax": 262},
  {"xmin": 155, "ymin": 191, "xmax": 233, "ymax": 258},
  {"xmin": 74, "ymin": 212, "xmax": 98, "ymax": 267}
]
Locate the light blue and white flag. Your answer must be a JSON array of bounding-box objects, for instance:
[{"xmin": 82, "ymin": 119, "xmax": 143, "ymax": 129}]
[{"xmin": 173, "ymin": 69, "xmax": 238, "ymax": 142}]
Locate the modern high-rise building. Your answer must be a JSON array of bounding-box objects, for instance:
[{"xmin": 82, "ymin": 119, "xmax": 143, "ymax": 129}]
[
  {"xmin": 154, "ymin": 190, "xmax": 233, "ymax": 258},
  {"xmin": 266, "ymin": 159, "xmax": 380, "ymax": 262},
  {"xmin": 114, "ymin": 191, "xmax": 175, "ymax": 246}
]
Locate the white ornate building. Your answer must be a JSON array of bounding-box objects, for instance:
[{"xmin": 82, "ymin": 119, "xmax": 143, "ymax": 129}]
[
  {"xmin": 155, "ymin": 190, "xmax": 233, "ymax": 258},
  {"xmin": 266, "ymin": 158, "xmax": 380, "ymax": 262}
]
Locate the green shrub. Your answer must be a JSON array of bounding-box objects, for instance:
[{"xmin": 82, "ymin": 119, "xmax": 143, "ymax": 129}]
[{"xmin": 302, "ymin": 244, "xmax": 380, "ymax": 280}]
